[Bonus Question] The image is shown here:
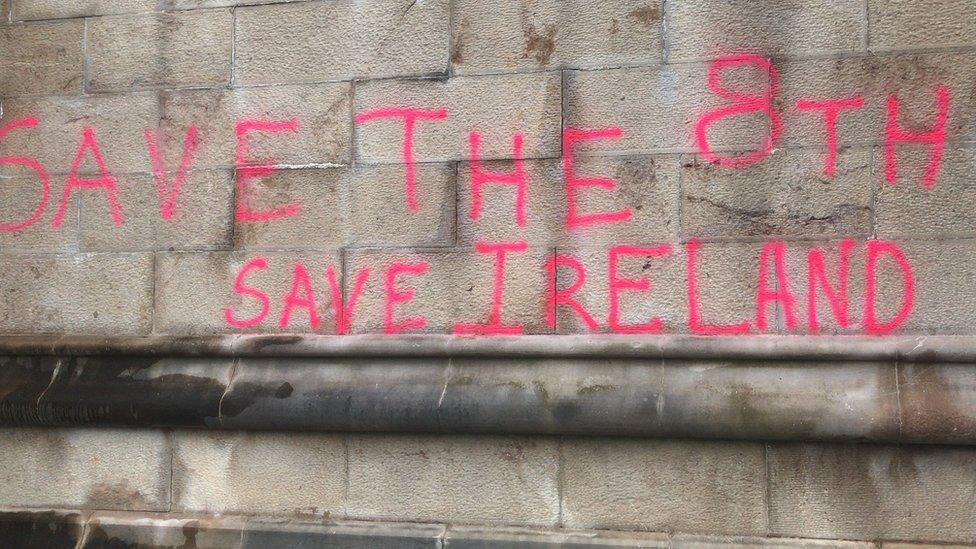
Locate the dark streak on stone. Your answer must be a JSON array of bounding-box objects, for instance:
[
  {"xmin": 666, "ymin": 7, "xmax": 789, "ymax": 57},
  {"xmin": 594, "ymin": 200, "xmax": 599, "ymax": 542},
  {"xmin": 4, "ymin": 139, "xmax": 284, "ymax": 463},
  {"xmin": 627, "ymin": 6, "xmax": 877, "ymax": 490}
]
[
  {"xmin": 221, "ymin": 381, "xmax": 296, "ymax": 418},
  {"xmin": 242, "ymin": 335, "xmax": 304, "ymax": 352}
]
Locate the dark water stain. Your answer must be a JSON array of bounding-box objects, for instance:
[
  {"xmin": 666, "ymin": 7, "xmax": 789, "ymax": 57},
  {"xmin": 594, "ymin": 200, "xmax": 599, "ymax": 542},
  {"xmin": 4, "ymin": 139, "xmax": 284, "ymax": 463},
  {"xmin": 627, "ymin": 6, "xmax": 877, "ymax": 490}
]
[
  {"xmin": 241, "ymin": 335, "xmax": 304, "ymax": 352},
  {"xmin": 221, "ymin": 380, "xmax": 296, "ymax": 417},
  {"xmin": 0, "ymin": 512, "xmax": 82, "ymax": 549}
]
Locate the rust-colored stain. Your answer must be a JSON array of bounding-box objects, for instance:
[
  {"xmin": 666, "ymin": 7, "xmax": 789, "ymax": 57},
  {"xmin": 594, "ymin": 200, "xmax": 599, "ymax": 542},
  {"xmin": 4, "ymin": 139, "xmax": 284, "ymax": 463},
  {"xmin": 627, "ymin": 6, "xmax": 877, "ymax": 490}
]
[
  {"xmin": 524, "ymin": 23, "xmax": 557, "ymax": 66},
  {"xmin": 629, "ymin": 5, "xmax": 662, "ymax": 27}
]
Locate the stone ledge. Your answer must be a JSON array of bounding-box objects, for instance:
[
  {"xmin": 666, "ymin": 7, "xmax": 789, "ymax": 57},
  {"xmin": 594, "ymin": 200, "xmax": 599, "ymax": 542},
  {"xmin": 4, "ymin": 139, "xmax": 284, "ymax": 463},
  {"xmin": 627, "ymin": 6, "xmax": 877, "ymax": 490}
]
[
  {"xmin": 0, "ymin": 509, "xmax": 955, "ymax": 548},
  {"xmin": 0, "ymin": 334, "xmax": 970, "ymax": 362},
  {"xmin": 2, "ymin": 353, "xmax": 974, "ymax": 444}
]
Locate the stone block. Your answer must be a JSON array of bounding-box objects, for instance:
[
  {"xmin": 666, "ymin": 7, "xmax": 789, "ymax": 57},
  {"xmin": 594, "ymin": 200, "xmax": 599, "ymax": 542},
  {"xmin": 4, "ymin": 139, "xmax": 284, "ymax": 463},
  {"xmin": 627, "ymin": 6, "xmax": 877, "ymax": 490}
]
[
  {"xmin": 0, "ymin": 253, "xmax": 154, "ymax": 335},
  {"xmin": 0, "ymin": 428, "xmax": 170, "ymax": 510},
  {"xmin": 355, "ymin": 72, "xmax": 561, "ymax": 163},
  {"xmin": 346, "ymin": 434, "xmax": 559, "ymax": 526},
  {"xmin": 767, "ymin": 443, "xmax": 976, "ymax": 542},
  {"xmin": 80, "ymin": 170, "xmax": 234, "ymax": 252},
  {"xmin": 681, "ymin": 149, "xmax": 873, "ymax": 239},
  {"xmin": 234, "ymin": 0, "xmax": 449, "ymax": 85},
  {"xmin": 0, "ymin": 20, "xmax": 84, "ymax": 96},
  {"xmin": 667, "ymin": 0, "xmax": 864, "ymax": 62},
  {"xmin": 154, "ymin": 251, "xmax": 341, "ymax": 334},
  {"xmin": 172, "ymin": 430, "xmax": 345, "ymax": 516},
  {"xmin": 560, "ymin": 438, "xmax": 766, "ymax": 534},
  {"xmin": 451, "ymin": 0, "xmax": 663, "ymax": 73},
  {"xmin": 159, "ymin": 82, "xmax": 351, "ymax": 170},
  {"xmin": 868, "ymin": 0, "xmax": 976, "ymax": 50},
  {"xmin": 87, "ymin": 10, "xmax": 233, "ymax": 91},
  {"xmin": 563, "ymin": 63, "xmax": 770, "ymax": 155},
  {"xmin": 0, "ymin": 93, "xmax": 160, "ymax": 175}
]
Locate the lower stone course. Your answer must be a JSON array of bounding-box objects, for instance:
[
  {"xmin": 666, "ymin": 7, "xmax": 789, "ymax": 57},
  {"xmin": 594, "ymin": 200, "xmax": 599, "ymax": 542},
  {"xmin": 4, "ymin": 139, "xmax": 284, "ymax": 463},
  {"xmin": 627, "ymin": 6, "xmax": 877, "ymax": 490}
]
[{"xmin": 0, "ymin": 510, "xmax": 964, "ymax": 549}]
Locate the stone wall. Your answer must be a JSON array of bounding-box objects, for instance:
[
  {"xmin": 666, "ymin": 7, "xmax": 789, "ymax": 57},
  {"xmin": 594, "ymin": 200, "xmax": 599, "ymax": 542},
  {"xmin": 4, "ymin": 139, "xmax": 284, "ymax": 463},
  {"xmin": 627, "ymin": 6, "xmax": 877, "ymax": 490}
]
[{"xmin": 3, "ymin": 0, "xmax": 976, "ymax": 546}]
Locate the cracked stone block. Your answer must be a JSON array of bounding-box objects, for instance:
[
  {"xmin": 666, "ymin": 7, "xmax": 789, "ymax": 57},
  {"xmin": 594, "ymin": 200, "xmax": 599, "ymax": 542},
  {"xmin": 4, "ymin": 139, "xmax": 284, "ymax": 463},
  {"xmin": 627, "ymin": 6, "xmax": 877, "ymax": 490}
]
[{"xmin": 680, "ymin": 148, "xmax": 873, "ymax": 239}]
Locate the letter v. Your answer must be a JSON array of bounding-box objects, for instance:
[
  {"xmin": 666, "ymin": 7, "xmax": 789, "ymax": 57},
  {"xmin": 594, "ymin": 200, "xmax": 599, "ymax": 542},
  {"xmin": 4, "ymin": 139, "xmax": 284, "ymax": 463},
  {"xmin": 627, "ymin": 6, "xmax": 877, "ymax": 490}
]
[{"xmin": 144, "ymin": 125, "xmax": 199, "ymax": 220}]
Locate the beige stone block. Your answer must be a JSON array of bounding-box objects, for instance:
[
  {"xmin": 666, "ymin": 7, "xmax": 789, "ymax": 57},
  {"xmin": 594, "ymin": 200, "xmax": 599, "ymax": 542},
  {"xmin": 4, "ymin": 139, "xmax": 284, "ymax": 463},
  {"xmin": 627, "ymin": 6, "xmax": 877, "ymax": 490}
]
[
  {"xmin": 87, "ymin": 10, "xmax": 233, "ymax": 91},
  {"xmin": 347, "ymin": 435, "xmax": 559, "ymax": 526},
  {"xmin": 172, "ymin": 430, "xmax": 345, "ymax": 516},
  {"xmin": 0, "ymin": 428, "xmax": 170, "ymax": 511}
]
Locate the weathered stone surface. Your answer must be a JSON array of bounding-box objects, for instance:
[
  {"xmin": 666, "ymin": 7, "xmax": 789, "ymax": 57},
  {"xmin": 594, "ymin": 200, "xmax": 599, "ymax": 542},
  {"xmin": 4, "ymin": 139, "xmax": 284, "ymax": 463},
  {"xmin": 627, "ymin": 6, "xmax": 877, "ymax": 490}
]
[
  {"xmin": 552, "ymin": 245, "xmax": 686, "ymax": 334},
  {"xmin": 154, "ymin": 251, "xmax": 341, "ymax": 334},
  {"xmin": 80, "ymin": 170, "xmax": 234, "ymax": 252},
  {"xmin": 243, "ymin": 521, "xmax": 444, "ymax": 549},
  {"xmin": 172, "ymin": 0, "xmax": 315, "ymax": 6},
  {"xmin": 563, "ymin": 63, "xmax": 770, "ymax": 155},
  {"xmin": 672, "ymin": 535, "xmax": 875, "ymax": 549},
  {"xmin": 355, "ymin": 72, "xmax": 561, "ymax": 162},
  {"xmin": 159, "ymin": 82, "xmax": 351, "ymax": 170},
  {"xmin": 898, "ymin": 363, "xmax": 976, "ymax": 445},
  {"xmin": 235, "ymin": 165, "xmax": 456, "ymax": 250},
  {"xmin": 10, "ymin": 0, "xmax": 153, "ymax": 19},
  {"xmin": 172, "ymin": 430, "xmax": 345, "ymax": 516},
  {"xmin": 345, "ymin": 247, "xmax": 552, "ymax": 335},
  {"xmin": 444, "ymin": 525, "xmax": 670, "ymax": 547},
  {"xmin": 882, "ymin": 545, "xmax": 970, "ymax": 549},
  {"xmin": 869, "ymin": 240, "xmax": 976, "ymax": 334},
  {"xmin": 87, "ymin": 10, "xmax": 233, "ymax": 91},
  {"xmin": 681, "ymin": 149, "xmax": 873, "ymax": 239},
  {"xmin": 767, "ymin": 443, "xmax": 976, "ymax": 542},
  {"xmin": 668, "ymin": 0, "xmax": 864, "ymax": 62},
  {"xmin": 450, "ymin": 0, "xmax": 663, "ymax": 73},
  {"xmin": 84, "ymin": 512, "xmax": 245, "ymax": 548},
  {"xmin": 778, "ymin": 53, "xmax": 976, "ymax": 148},
  {"xmin": 234, "ymin": 0, "xmax": 449, "ymax": 85},
  {"xmin": 458, "ymin": 155, "xmax": 680, "ymax": 247},
  {"xmin": 561, "ymin": 438, "xmax": 767, "ymax": 534},
  {"xmin": 346, "ymin": 435, "xmax": 559, "ymax": 525},
  {"xmin": 874, "ymin": 149, "xmax": 976, "ymax": 237},
  {"xmin": 0, "ymin": 174, "xmax": 78, "ymax": 253},
  {"xmin": 232, "ymin": 168, "xmax": 346, "ymax": 251},
  {"xmin": 0, "ymin": 253, "xmax": 153, "ymax": 335},
  {"xmin": 869, "ymin": 0, "xmax": 976, "ymax": 50},
  {"xmin": 0, "ymin": 20, "xmax": 84, "ymax": 97},
  {"xmin": 0, "ymin": 93, "xmax": 160, "ymax": 175},
  {"xmin": 0, "ymin": 511, "xmax": 85, "ymax": 549},
  {"xmin": 344, "ymin": 163, "xmax": 456, "ymax": 247},
  {"xmin": 655, "ymin": 361, "xmax": 900, "ymax": 442},
  {"xmin": 0, "ymin": 428, "xmax": 169, "ymax": 510}
]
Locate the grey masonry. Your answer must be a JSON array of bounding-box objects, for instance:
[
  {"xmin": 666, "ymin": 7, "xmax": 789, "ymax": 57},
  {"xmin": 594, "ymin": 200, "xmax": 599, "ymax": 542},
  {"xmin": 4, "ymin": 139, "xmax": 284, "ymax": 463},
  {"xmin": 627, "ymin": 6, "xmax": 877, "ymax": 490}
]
[{"xmin": 3, "ymin": 1, "xmax": 976, "ymax": 546}]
